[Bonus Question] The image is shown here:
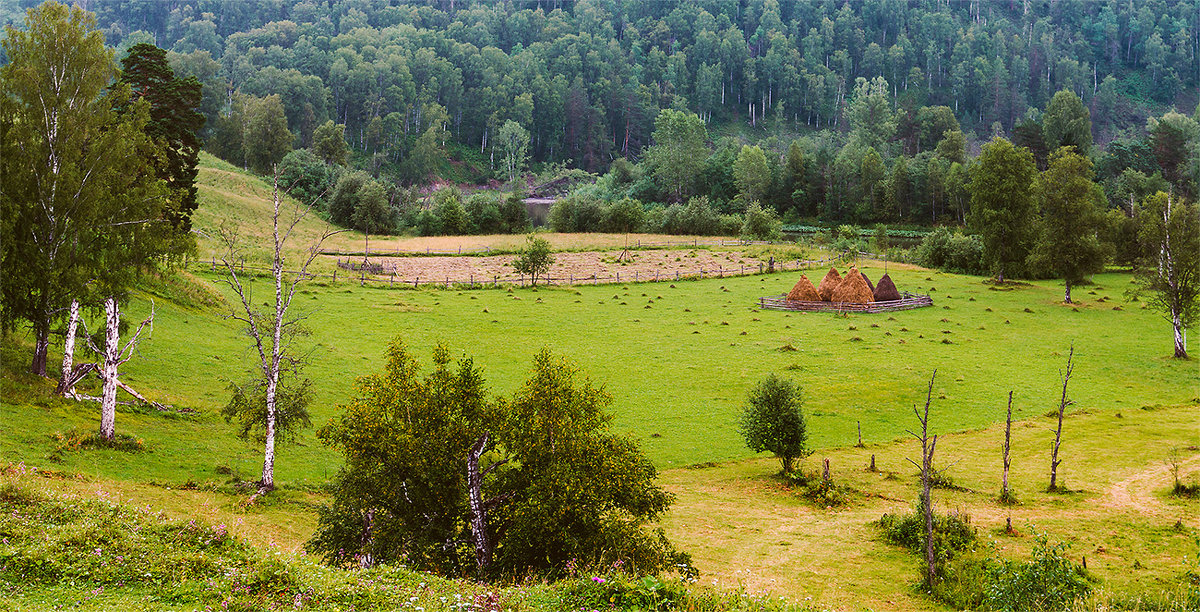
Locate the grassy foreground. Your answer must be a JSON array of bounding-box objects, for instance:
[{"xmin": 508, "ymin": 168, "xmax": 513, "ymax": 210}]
[{"xmin": 2, "ymin": 158, "xmax": 1197, "ymax": 611}]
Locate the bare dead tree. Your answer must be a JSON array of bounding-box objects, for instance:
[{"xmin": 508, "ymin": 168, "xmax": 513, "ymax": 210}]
[
  {"xmin": 1048, "ymin": 346, "xmax": 1075, "ymax": 492},
  {"xmin": 906, "ymin": 370, "xmax": 939, "ymax": 586},
  {"xmin": 1001, "ymin": 390, "xmax": 1014, "ymax": 503},
  {"xmin": 218, "ymin": 167, "xmax": 340, "ymax": 494},
  {"xmin": 76, "ymin": 297, "xmax": 155, "ymax": 440}
]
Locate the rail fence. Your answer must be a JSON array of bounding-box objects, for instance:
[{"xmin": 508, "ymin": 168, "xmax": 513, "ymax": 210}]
[
  {"xmin": 207, "ymin": 251, "xmax": 874, "ymax": 291},
  {"xmin": 320, "ymin": 238, "xmax": 794, "ymax": 258},
  {"xmin": 758, "ymin": 292, "xmax": 934, "ymax": 314}
]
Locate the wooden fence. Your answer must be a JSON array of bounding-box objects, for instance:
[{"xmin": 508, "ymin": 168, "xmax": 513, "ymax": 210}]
[
  {"xmin": 320, "ymin": 238, "xmax": 797, "ymax": 258},
  {"xmin": 758, "ymin": 292, "xmax": 934, "ymax": 314},
  {"xmin": 207, "ymin": 253, "xmax": 862, "ymax": 290}
]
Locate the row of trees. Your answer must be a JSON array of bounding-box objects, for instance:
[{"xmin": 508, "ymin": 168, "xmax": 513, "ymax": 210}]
[{"xmin": 579, "ymin": 87, "xmax": 1198, "ymax": 226}]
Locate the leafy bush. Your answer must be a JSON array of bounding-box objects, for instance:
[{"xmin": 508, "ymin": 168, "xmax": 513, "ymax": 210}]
[
  {"xmin": 914, "ymin": 227, "xmax": 986, "ymax": 275},
  {"xmin": 308, "ymin": 340, "xmax": 687, "ymax": 580},
  {"xmin": 510, "ymin": 234, "xmax": 555, "ymax": 285},
  {"xmin": 878, "ymin": 504, "xmax": 977, "ymax": 564},
  {"xmin": 785, "ymin": 470, "xmax": 852, "ymax": 507},
  {"xmin": 980, "ymin": 530, "xmax": 1092, "ymax": 611},
  {"xmin": 740, "ymin": 202, "xmax": 781, "ymax": 240},
  {"xmin": 661, "ymin": 196, "xmax": 723, "ymax": 236},
  {"xmin": 738, "ymin": 374, "xmax": 809, "ymax": 474}
]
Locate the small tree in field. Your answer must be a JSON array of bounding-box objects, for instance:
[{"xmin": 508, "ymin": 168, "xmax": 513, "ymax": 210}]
[
  {"xmin": 738, "ymin": 374, "xmax": 809, "ymax": 474},
  {"xmin": 510, "ymin": 234, "xmax": 555, "ymax": 285},
  {"xmin": 1130, "ymin": 192, "xmax": 1199, "ymax": 358}
]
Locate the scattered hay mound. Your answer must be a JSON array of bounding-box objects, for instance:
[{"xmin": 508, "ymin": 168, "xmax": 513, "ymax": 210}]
[
  {"xmin": 786, "ymin": 275, "xmax": 820, "ymax": 301},
  {"xmin": 817, "ymin": 268, "xmax": 842, "ymax": 301},
  {"xmin": 832, "ymin": 268, "xmax": 875, "ymax": 304},
  {"xmin": 860, "ymin": 272, "xmax": 876, "ymax": 294},
  {"xmin": 874, "ymin": 273, "xmax": 902, "ymax": 301}
]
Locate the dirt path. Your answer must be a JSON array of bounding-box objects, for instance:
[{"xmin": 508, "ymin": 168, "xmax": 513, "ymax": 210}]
[{"xmin": 1101, "ymin": 452, "xmax": 1200, "ymax": 516}]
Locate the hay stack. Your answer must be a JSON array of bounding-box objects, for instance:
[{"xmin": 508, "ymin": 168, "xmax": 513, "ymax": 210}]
[
  {"xmin": 832, "ymin": 268, "xmax": 875, "ymax": 304},
  {"xmin": 873, "ymin": 273, "xmax": 902, "ymax": 301},
  {"xmin": 816, "ymin": 267, "xmax": 842, "ymax": 301},
  {"xmin": 860, "ymin": 272, "xmax": 876, "ymax": 294},
  {"xmin": 786, "ymin": 275, "xmax": 820, "ymax": 301}
]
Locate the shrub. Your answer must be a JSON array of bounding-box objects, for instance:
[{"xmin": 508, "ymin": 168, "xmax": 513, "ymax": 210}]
[
  {"xmin": 603, "ymin": 197, "xmax": 646, "ymax": 234},
  {"xmin": 914, "ymin": 227, "xmax": 986, "ymax": 275},
  {"xmin": 737, "ymin": 374, "xmax": 809, "ymax": 474},
  {"xmin": 980, "ymin": 530, "xmax": 1092, "ymax": 611},
  {"xmin": 878, "ymin": 504, "xmax": 976, "ymax": 564},
  {"xmin": 740, "ymin": 201, "xmax": 781, "ymax": 240},
  {"xmin": 465, "ymin": 193, "xmax": 502, "ymax": 234},
  {"xmin": 510, "ymin": 234, "xmax": 555, "ymax": 285},
  {"xmin": 661, "ymin": 196, "xmax": 721, "ymax": 236}
]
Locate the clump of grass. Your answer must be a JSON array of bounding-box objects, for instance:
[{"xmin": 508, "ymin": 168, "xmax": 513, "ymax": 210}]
[{"xmin": 47, "ymin": 428, "xmax": 145, "ymax": 462}]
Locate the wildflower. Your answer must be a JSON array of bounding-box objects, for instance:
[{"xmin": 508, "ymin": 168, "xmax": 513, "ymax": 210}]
[{"xmin": 591, "ymin": 577, "xmax": 605, "ymax": 584}]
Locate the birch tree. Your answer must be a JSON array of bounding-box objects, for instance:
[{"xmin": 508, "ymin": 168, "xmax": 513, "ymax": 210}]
[
  {"xmin": 0, "ymin": 2, "xmax": 170, "ymax": 376},
  {"xmin": 1131, "ymin": 192, "xmax": 1199, "ymax": 358},
  {"xmin": 218, "ymin": 168, "xmax": 338, "ymax": 493}
]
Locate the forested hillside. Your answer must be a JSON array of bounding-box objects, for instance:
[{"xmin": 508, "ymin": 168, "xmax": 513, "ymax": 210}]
[{"xmin": 10, "ymin": 0, "xmax": 1195, "ymax": 226}]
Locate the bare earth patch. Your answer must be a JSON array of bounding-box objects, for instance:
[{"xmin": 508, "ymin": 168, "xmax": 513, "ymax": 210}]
[
  {"xmin": 335, "ymin": 249, "xmax": 791, "ymax": 284},
  {"xmin": 1101, "ymin": 452, "xmax": 1200, "ymax": 517}
]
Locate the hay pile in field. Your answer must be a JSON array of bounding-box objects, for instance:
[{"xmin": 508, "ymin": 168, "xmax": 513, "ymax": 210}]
[
  {"xmin": 874, "ymin": 273, "xmax": 902, "ymax": 301},
  {"xmin": 832, "ymin": 268, "xmax": 875, "ymax": 304},
  {"xmin": 786, "ymin": 275, "xmax": 820, "ymax": 301},
  {"xmin": 860, "ymin": 272, "xmax": 876, "ymax": 294},
  {"xmin": 817, "ymin": 268, "xmax": 843, "ymax": 301}
]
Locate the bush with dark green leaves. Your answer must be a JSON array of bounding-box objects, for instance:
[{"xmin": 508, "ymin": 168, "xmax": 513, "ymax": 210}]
[
  {"xmin": 877, "ymin": 503, "xmax": 977, "ymax": 564},
  {"xmin": 308, "ymin": 339, "xmax": 687, "ymax": 580},
  {"xmin": 914, "ymin": 227, "xmax": 987, "ymax": 275}
]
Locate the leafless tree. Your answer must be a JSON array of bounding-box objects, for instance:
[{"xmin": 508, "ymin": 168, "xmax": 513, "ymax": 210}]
[
  {"xmin": 217, "ymin": 167, "xmax": 339, "ymax": 494},
  {"xmin": 906, "ymin": 370, "xmax": 940, "ymax": 586},
  {"xmin": 67, "ymin": 297, "xmax": 156, "ymax": 440},
  {"xmin": 1048, "ymin": 346, "xmax": 1074, "ymax": 492},
  {"xmin": 1001, "ymin": 391, "xmax": 1014, "ymax": 503}
]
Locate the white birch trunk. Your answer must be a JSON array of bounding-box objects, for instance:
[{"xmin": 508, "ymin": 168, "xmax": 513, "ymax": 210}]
[
  {"xmin": 57, "ymin": 300, "xmax": 80, "ymax": 396},
  {"xmin": 100, "ymin": 298, "xmax": 119, "ymax": 440}
]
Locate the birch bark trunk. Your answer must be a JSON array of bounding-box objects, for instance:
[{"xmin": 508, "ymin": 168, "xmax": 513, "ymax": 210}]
[
  {"xmin": 57, "ymin": 300, "xmax": 80, "ymax": 396},
  {"xmin": 100, "ymin": 298, "xmax": 120, "ymax": 440}
]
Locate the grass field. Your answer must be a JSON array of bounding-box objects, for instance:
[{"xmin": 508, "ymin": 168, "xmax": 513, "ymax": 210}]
[{"xmin": 2, "ymin": 158, "xmax": 1198, "ymax": 611}]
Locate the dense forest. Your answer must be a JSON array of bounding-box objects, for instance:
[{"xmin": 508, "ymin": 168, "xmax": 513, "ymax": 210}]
[{"xmin": 4, "ymin": 0, "xmax": 1197, "ymax": 228}]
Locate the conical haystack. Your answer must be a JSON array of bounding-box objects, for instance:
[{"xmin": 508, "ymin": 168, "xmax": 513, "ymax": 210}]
[
  {"xmin": 786, "ymin": 275, "xmax": 820, "ymax": 301},
  {"xmin": 860, "ymin": 271, "xmax": 876, "ymax": 294},
  {"xmin": 816, "ymin": 267, "xmax": 842, "ymax": 301},
  {"xmin": 873, "ymin": 273, "xmax": 902, "ymax": 301},
  {"xmin": 832, "ymin": 268, "xmax": 875, "ymax": 304}
]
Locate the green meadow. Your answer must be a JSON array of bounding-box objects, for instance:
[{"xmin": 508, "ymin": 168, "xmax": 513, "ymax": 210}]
[{"xmin": 2, "ymin": 158, "xmax": 1198, "ymax": 611}]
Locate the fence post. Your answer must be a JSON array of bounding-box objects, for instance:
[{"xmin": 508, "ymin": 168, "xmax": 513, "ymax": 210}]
[
  {"xmin": 676, "ymin": 271, "xmax": 680, "ymax": 280},
  {"xmin": 616, "ymin": 272, "xmax": 620, "ymax": 283},
  {"xmin": 414, "ymin": 276, "xmax": 419, "ymax": 288},
  {"xmin": 635, "ymin": 272, "xmax": 638, "ymax": 282},
  {"xmin": 390, "ymin": 272, "xmax": 394, "ymax": 287},
  {"xmin": 700, "ymin": 269, "xmax": 704, "ymax": 279},
  {"xmin": 332, "ymin": 267, "xmax": 337, "ymax": 283},
  {"xmin": 655, "ymin": 270, "xmax": 659, "ymax": 282}
]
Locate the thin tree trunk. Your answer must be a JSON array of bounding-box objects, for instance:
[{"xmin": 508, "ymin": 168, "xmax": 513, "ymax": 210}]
[
  {"xmin": 1173, "ymin": 307, "xmax": 1187, "ymax": 358},
  {"xmin": 1049, "ymin": 346, "xmax": 1073, "ymax": 491},
  {"xmin": 907, "ymin": 371, "xmax": 939, "ymax": 586},
  {"xmin": 1064, "ymin": 279, "xmax": 1072, "ymax": 304},
  {"xmin": 100, "ymin": 298, "xmax": 120, "ymax": 441},
  {"xmin": 466, "ymin": 433, "xmax": 493, "ymax": 575},
  {"xmin": 31, "ymin": 317, "xmax": 50, "ymax": 377},
  {"xmin": 56, "ymin": 300, "xmax": 80, "ymax": 395},
  {"xmin": 1002, "ymin": 391, "xmax": 1012, "ymax": 499}
]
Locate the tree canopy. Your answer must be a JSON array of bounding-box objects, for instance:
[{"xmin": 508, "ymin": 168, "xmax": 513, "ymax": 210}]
[
  {"xmin": 308, "ymin": 339, "xmax": 687, "ymax": 578},
  {"xmin": 0, "ymin": 1, "xmax": 172, "ymax": 375}
]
